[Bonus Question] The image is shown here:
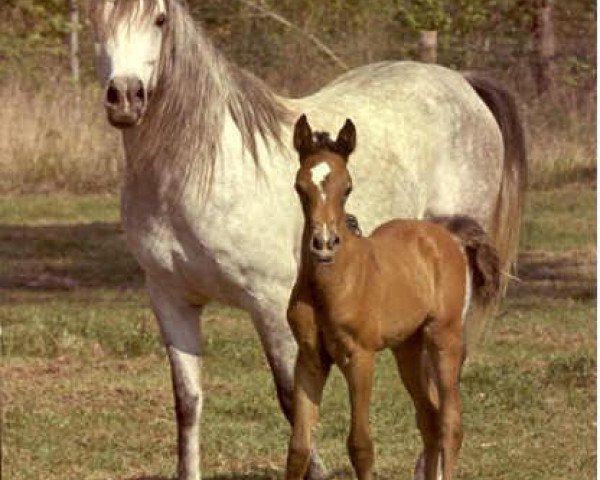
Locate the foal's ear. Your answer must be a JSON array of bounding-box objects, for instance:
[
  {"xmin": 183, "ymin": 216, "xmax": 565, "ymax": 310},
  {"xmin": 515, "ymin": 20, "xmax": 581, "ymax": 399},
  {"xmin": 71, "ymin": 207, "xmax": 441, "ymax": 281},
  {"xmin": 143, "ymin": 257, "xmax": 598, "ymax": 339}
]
[
  {"xmin": 335, "ymin": 119, "xmax": 356, "ymax": 158},
  {"xmin": 293, "ymin": 114, "xmax": 314, "ymax": 158}
]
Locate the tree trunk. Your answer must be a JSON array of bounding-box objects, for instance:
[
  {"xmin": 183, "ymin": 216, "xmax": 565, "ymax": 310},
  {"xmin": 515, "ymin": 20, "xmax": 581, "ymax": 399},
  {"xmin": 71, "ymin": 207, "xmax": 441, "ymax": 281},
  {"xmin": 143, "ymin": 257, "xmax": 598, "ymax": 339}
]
[
  {"xmin": 418, "ymin": 30, "xmax": 438, "ymax": 64},
  {"xmin": 531, "ymin": 0, "xmax": 555, "ymax": 95},
  {"xmin": 70, "ymin": 0, "xmax": 80, "ymax": 84}
]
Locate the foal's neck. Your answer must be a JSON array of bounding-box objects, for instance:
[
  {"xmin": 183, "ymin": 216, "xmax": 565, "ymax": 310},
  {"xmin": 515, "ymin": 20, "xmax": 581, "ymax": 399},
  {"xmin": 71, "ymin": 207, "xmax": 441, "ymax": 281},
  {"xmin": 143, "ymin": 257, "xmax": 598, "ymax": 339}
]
[{"xmin": 303, "ymin": 226, "xmax": 369, "ymax": 302}]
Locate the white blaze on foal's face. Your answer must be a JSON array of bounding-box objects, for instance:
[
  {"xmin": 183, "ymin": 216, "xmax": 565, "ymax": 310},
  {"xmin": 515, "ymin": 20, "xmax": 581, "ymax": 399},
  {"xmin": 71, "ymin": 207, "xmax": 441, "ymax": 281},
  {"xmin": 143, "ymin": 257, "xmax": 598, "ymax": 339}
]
[
  {"xmin": 310, "ymin": 162, "xmax": 331, "ymax": 201},
  {"xmin": 95, "ymin": 0, "xmax": 166, "ymax": 91},
  {"xmin": 310, "ymin": 161, "xmax": 332, "ymax": 240}
]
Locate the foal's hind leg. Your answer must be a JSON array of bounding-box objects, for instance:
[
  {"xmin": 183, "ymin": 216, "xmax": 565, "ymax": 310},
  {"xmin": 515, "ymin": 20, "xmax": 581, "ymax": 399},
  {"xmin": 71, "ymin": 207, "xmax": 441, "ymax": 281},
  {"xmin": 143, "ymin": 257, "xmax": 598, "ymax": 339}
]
[
  {"xmin": 394, "ymin": 331, "xmax": 441, "ymax": 480},
  {"xmin": 424, "ymin": 319, "xmax": 464, "ymax": 480},
  {"xmin": 340, "ymin": 350, "xmax": 376, "ymax": 480}
]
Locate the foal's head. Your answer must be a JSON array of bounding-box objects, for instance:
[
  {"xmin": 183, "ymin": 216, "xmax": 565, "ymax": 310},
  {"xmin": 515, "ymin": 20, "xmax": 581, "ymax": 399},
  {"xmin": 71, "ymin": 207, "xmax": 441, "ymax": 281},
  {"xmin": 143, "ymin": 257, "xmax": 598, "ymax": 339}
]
[{"xmin": 293, "ymin": 115, "xmax": 357, "ymax": 264}]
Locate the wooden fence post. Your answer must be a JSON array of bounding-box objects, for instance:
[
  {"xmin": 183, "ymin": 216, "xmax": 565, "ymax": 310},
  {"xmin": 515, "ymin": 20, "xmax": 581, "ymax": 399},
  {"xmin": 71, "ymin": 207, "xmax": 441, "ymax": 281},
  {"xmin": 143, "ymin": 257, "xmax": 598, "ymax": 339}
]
[
  {"xmin": 531, "ymin": 0, "xmax": 556, "ymax": 95},
  {"xmin": 70, "ymin": 0, "xmax": 80, "ymax": 84},
  {"xmin": 419, "ymin": 30, "xmax": 438, "ymax": 63}
]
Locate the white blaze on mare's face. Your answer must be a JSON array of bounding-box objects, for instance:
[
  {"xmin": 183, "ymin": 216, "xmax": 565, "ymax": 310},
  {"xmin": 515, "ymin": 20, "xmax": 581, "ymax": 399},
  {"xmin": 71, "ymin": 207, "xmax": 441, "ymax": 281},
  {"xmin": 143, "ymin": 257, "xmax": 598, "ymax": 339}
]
[{"xmin": 99, "ymin": 0, "xmax": 166, "ymax": 90}]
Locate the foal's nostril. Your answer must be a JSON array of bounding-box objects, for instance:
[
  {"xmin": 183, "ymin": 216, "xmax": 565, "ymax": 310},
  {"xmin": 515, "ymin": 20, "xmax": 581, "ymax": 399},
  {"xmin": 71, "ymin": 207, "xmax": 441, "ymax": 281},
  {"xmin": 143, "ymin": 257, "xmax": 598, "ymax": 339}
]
[
  {"xmin": 106, "ymin": 84, "xmax": 120, "ymax": 106},
  {"xmin": 312, "ymin": 236, "xmax": 324, "ymax": 251},
  {"xmin": 328, "ymin": 234, "xmax": 341, "ymax": 250}
]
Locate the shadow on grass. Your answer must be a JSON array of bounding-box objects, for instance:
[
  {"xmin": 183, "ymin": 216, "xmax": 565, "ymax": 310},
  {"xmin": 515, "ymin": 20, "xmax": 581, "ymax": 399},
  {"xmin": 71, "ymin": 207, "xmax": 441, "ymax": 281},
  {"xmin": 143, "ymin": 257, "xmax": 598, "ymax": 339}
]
[
  {"xmin": 126, "ymin": 468, "xmax": 356, "ymax": 480},
  {"xmin": 0, "ymin": 222, "xmax": 143, "ymax": 290},
  {"xmin": 126, "ymin": 471, "xmax": 278, "ymax": 480},
  {"xmin": 128, "ymin": 477, "xmax": 172, "ymax": 480},
  {"xmin": 1, "ymin": 220, "xmax": 595, "ymax": 298}
]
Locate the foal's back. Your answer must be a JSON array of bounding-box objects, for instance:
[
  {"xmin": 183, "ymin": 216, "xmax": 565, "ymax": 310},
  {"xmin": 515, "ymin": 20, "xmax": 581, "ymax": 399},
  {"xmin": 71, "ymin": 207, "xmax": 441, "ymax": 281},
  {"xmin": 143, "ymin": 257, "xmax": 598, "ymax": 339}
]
[{"xmin": 365, "ymin": 218, "xmax": 468, "ymax": 347}]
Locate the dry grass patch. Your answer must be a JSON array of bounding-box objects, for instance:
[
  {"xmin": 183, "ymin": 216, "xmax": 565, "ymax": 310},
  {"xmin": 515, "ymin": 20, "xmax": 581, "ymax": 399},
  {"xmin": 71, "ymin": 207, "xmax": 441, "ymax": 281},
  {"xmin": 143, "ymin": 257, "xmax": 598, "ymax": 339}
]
[
  {"xmin": 0, "ymin": 81, "xmax": 122, "ymax": 194},
  {"xmin": 0, "ymin": 76, "xmax": 595, "ymax": 193}
]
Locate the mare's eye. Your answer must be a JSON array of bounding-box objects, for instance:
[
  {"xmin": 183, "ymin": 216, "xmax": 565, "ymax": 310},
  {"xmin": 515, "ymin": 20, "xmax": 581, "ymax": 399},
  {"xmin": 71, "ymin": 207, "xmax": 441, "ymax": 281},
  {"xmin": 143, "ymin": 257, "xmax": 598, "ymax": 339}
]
[
  {"xmin": 344, "ymin": 186, "xmax": 352, "ymax": 198},
  {"xmin": 155, "ymin": 12, "xmax": 167, "ymax": 27}
]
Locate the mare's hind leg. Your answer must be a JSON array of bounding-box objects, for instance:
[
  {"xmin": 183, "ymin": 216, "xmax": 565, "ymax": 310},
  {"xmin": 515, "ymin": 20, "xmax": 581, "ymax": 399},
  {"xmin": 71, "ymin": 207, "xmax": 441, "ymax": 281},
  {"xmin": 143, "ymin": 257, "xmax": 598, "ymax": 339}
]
[
  {"xmin": 394, "ymin": 331, "xmax": 442, "ymax": 480},
  {"xmin": 252, "ymin": 305, "xmax": 328, "ymax": 480},
  {"xmin": 424, "ymin": 318, "xmax": 465, "ymax": 480},
  {"xmin": 340, "ymin": 350, "xmax": 376, "ymax": 480}
]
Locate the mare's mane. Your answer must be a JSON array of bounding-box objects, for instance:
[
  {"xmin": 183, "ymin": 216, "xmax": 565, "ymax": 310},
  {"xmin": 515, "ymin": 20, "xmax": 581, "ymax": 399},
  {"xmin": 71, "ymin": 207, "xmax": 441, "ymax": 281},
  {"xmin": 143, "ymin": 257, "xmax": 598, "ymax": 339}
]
[{"xmin": 90, "ymin": 0, "xmax": 291, "ymax": 196}]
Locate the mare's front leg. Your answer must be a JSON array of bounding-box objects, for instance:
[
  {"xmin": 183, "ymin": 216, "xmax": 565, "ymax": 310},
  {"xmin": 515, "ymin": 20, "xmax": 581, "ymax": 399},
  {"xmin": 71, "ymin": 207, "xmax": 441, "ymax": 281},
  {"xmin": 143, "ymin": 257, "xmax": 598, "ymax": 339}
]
[
  {"xmin": 286, "ymin": 347, "xmax": 331, "ymax": 480},
  {"xmin": 147, "ymin": 279, "xmax": 203, "ymax": 480},
  {"xmin": 252, "ymin": 301, "xmax": 328, "ymax": 479},
  {"xmin": 341, "ymin": 350, "xmax": 376, "ymax": 480}
]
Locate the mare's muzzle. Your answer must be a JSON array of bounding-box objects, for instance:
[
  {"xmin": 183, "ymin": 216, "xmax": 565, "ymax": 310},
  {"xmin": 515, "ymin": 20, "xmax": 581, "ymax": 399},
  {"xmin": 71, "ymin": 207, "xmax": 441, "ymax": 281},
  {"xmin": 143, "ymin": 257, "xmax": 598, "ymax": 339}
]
[
  {"xmin": 310, "ymin": 226, "xmax": 340, "ymax": 264},
  {"xmin": 104, "ymin": 76, "xmax": 147, "ymax": 128}
]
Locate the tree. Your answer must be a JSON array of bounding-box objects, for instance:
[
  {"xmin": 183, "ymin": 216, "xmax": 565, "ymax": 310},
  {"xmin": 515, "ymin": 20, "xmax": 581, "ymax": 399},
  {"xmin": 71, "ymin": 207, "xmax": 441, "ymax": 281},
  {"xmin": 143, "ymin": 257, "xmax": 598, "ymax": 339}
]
[{"xmin": 530, "ymin": 0, "xmax": 556, "ymax": 95}]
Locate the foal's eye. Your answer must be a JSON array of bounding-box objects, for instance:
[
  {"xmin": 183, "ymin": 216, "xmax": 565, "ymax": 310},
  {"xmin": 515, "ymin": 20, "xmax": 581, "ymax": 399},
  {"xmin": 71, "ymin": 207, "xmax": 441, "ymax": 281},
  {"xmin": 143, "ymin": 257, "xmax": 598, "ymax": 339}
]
[
  {"xmin": 344, "ymin": 186, "xmax": 352, "ymax": 198},
  {"xmin": 155, "ymin": 13, "xmax": 167, "ymax": 27}
]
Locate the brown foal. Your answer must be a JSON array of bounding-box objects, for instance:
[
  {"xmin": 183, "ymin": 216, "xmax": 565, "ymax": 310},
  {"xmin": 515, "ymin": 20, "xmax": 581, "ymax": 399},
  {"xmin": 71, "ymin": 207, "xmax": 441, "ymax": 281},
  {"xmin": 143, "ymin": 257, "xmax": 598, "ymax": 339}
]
[{"xmin": 285, "ymin": 115, "xmax": 500, "ymax": 480}]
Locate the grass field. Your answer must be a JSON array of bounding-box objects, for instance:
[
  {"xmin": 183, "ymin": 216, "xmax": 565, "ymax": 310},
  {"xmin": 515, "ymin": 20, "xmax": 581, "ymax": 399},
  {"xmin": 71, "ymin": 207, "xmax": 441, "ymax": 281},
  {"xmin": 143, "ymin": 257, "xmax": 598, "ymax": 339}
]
[{"xmin": 1, "ymin": 185, "xmax": 596, "ymax": 479}]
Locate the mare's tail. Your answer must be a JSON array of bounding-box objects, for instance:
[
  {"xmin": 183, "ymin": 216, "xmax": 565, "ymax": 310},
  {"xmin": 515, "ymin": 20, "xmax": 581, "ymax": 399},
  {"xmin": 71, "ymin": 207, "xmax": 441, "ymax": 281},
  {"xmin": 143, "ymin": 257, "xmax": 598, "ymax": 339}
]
[
  {"xmin": 463, "ymin": 73, "xmax": 528, "ymax": 293},
  {"xmin": 430, "ymin": 215, "xmax": 501, "ymax": 353}
]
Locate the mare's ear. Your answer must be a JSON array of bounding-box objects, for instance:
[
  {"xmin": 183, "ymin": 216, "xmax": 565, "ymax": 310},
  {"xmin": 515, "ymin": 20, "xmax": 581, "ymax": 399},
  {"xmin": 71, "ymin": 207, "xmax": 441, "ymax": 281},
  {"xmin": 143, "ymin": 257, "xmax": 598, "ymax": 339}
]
[
  {"xmin": 293, "ymin": 114, "xmax": 314, "ymax": 159},
  {"xmin": 335, "ymin": 119, "xmax": 356, "ymax": 158}
]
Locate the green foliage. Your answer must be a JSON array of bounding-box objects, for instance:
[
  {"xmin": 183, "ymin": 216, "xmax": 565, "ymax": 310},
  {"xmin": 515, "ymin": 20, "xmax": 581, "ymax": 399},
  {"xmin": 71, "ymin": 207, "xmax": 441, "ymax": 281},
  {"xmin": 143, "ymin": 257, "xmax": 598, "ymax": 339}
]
[
  {"xmin": 0, "ymin": 0, "xmax": 596, "ymax": 91},
  {"xmin": 396, "ymin": 0, "xmax": 449, "ymax": 31}
]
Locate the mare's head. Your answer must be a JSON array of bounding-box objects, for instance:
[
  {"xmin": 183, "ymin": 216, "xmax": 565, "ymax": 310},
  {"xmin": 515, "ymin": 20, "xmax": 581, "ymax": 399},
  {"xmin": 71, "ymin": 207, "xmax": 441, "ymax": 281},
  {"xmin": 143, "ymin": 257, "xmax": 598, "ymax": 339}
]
[
  {"xmin": 89, "ymin": 0, "xmax": 172, "ymax": 128},
  {"xmin": 293, "ymin": 115, "xmax": 357, "ymax": 265}
]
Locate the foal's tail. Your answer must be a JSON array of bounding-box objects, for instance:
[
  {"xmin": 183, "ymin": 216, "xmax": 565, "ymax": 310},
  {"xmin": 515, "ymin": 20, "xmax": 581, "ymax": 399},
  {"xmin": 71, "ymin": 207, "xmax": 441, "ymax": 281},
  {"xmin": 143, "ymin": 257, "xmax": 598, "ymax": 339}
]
[
  {"xmin": 464, "ymin": 73, "xmax": 528, "ymax": 294},
  {"xmin": 430, "ymin": 215, "xmax": 501, "ymax": 352}
]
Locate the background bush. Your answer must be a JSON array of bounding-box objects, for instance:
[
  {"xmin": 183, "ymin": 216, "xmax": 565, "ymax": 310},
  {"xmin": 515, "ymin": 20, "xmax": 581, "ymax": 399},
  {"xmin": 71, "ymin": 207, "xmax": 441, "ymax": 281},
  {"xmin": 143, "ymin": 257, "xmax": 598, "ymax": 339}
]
[{"xmin": 0, "ymin": 0, "xmax": 595, "ymax": 193}]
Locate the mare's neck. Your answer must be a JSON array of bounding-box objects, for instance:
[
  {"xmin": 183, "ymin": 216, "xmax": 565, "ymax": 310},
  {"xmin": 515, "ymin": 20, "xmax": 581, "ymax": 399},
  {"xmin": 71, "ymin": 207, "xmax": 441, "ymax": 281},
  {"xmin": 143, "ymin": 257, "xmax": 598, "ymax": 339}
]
[{"xmin": 121, "ymin": 4, "xmax": 288, "ymax": 201}]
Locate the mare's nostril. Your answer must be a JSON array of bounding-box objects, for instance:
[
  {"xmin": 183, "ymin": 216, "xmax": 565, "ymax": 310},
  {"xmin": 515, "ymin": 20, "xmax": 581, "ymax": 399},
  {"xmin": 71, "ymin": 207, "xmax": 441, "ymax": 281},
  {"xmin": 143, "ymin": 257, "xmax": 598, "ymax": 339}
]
[
  {"xmin": 312, "ymin": 236, "xmax": 324, "ymax": 251},
  {"xmin": 106, "ymin": 84, "xmax": 120, "ymax": 106},
  {"xmin": 135, "ymin": 84, "xmax": 145, "ymax": 102}
]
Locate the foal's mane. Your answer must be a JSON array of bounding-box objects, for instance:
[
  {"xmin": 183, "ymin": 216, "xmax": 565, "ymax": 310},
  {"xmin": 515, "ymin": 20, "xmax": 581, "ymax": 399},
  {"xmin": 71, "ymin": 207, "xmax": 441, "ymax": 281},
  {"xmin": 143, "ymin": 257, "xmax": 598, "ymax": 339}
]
[
  {"xmin": 303, "ymin": 131, "xmax": 349, "ymax": 159},
  {"xmin": 311, "ymin": 132, "xmax": 336, "ymax": 151},
  {"xmin": 91, "ymin": 0, "xmax": 290, "ymax": 197}
]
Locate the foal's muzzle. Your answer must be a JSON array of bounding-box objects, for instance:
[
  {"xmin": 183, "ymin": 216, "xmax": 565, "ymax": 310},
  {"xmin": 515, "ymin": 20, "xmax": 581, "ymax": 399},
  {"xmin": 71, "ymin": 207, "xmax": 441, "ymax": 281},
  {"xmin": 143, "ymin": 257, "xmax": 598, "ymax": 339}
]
[
  {"xmin": 104, "ymin": 76, "xmax": 147, "ymax": 128},
  {"xmin": 310, "ymin": 227, "xmax": 340, "ymax": 264}
]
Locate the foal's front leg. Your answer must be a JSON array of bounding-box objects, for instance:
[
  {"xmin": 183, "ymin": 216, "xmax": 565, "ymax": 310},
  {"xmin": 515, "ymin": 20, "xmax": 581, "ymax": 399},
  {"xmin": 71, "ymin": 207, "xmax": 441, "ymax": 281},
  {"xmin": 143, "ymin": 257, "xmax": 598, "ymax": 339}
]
[
  {"xmin": 341, "ymin": 350, "xmax": 376, "ymax": 480},
  {"xmin": 286, "ymin": 349, "xmax": 331, "ymax": 480}
]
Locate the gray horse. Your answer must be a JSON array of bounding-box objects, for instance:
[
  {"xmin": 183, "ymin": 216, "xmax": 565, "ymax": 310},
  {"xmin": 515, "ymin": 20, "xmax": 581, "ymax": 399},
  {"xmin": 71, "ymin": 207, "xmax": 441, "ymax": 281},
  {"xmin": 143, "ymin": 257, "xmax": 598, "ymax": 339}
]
[{"xmin": 89, "ymin": 1, "xmax": 526, "ymax": 479}]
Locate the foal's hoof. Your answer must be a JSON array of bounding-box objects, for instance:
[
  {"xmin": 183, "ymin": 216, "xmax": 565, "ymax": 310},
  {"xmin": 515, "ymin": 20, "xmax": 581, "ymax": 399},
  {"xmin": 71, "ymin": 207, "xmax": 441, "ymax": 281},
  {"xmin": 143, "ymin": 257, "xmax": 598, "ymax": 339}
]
[
  {"xmin": 306, "ymin": 452, "xmax": 329, "ymax": 480},
  {"xmin": 413, "ymin": 452, "xmax": 426, "ymax": 480}
]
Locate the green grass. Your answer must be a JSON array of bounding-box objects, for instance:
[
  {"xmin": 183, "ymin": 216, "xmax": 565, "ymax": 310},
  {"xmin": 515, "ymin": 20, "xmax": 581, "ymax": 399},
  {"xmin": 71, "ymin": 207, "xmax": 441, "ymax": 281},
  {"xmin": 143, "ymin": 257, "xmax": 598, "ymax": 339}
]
[
  {"xmin": 1, "ymin": 186, "xmax": 596, "ymax": 479},
  {"xmin": 521, "ymin": 185, "xmax": 596, "ymax": 251},
  {"xmin": 0, "ymin": 193, "xmax": 119, "ymax": 226}
]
